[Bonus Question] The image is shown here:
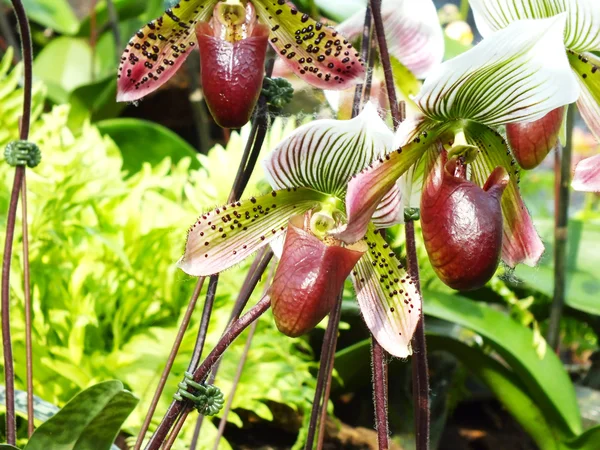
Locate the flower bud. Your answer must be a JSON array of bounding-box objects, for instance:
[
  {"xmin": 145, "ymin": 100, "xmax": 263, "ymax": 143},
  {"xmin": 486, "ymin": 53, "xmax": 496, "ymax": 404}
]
[
  {"xmin": 270, "ymin": 214, "xmax": 365, "ymax": 337},
  {"xmin": 195, "ymin": 2, "xmax": 268, "ymax": 128},
  {"xmin": 506, "ymin": 107, "xmax": 565, "ymax": 170},
  {"xmin": 420, "ymin": 152, "xmax": 509, "ymax": 291}
]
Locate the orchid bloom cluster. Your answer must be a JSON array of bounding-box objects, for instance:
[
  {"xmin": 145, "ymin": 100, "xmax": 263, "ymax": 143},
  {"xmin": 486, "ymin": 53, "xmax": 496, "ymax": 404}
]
[
  {"xmin": 116, "ymin": 0, "xmax": 364, "ymax": 128},
  {"xmin": 178, "ymin": 104, "xmax": 421, "ymax": 357},
  {"xmin": 468, "ymin": 0, "xmax": 600, "ymax": 192},
  {"xmin": 334, "ymin": 14, "xmax": 579, "ymax": 277}
]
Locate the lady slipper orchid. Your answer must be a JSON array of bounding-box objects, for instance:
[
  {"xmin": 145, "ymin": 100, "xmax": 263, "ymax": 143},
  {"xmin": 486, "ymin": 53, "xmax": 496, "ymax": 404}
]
[
  {"xmin": 333, "ymin": 15, "xmax": 579, "ymax": 272},
  {"xmin": 178, "ymin": 104, "xmax": 421, "ymax": 357},
  {"xmin": 421, "ymin": 151, "xmax": 509, "ymax": 290},
  {"xmin": 469, "ymin": 0, "xmax": 600, "ymax": 187},
  {"xmin": 117, "ymin": 0, "xmax": 365, "ymax": 128}
]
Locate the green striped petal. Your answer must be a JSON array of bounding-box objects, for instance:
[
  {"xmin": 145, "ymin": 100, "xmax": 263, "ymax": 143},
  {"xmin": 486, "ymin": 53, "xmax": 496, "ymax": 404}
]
[
  {"xmin": 568, "ymin": 51, "xmax": 600, "ymax": 141},
  {"xmin": 470, "ymin": 0, "xmax": 600, "ymax": 53},
  {"xmin": 178, "ymin": 188, "xmax": 331, "ymax": 276},
  {"xmin": 117, "ymin": 0, "xmax": 218, "ymax": 102},
  {"xmin": 264, "ymin": 103, "xmax": 393, "ymax": 198},
  {"xmin": 416, "ymin": 14, "xmax": 579, "ymax": 126},
  {"xmin": 464, "ymin": 121, "xmax": 544, "ymax": 267},
  {"xmin": 352, "ymin": 227, "xmax": 421, "ymax": 358}
]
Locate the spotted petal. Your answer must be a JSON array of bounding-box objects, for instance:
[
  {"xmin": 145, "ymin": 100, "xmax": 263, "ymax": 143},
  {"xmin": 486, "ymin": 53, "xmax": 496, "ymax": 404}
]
[
  {"xmin": 415, "ymin": 14, "xmax": 579, "ymax": 126},
  {"xmin": 568, "ymin": 51, "xmax": 600, "ymax": 141},
  {"xmin": 337, "ymin": 0, "xmax": 444, "ymax": 78},
  {"xmin": 253, "ymin": 0, "xmax": 365, "ymax": 89},
  {"xmin": 573, "ymin": 154, "xmax": 600, "ymax": 192},
  {"xmin": 117, "ymin": 0, "xmax": 219, "ymax": 102},
  {"xmin": 465, "ymin": 121, "xmax": 544, "ymax": 267},
  {"xmin": 178, "ymin": 188, "xmax": 331, "ymax": 276},
  {"xmin": 470, "ymin": 0, "xmax": 600, "ymax": 52},
  {"xmin": 352, "ymin": 227, "xmax": 421, "ymax": 358}
]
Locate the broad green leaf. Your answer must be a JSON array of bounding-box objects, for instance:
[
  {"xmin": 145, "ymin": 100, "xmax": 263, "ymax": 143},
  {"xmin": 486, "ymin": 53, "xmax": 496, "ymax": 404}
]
[
  {"xmin": 568, "ymin": 51, "xmax": 600, "ymax": 142},
  {"xmin": 337, "ymin": 0, "xmax": 444, "ymax": 78},
  {"xmin": 465, "ymin": 121, "xmax": 544, "ymax": 267},
  {"xmin": 427, "ymin": 335, "xmax": 563, "ymax": 450},
  {"xmin": 416, "ymin": 15, "xmax": 579, "ymax": 126},
  {"xmin": 352, "ymin": 227, "xmax": 421, "ymax": 357},
  {"xmin": 515, "ymin": 218, "xmax": 600, "ymax": 316},
  {"xmin": 565, "ymin": 425, "xmax": 600, "ymax": 450},
  {"xmin": 15, "ymin": 0, "xmax": 79, "ymax": 35},
  {"xmin": 178, "ymin": 188, "xmax": 333, "ymax": 276},
  {"xmin": 33, "ymin": 37, "xmax": 112, "ymax": 104},
  {"xmin": 68, "ymin": 76, "xmax": 124, "ymax": 131},
  {"xmin": 470, "ymin": 0, "xmax": 600, "ymax": 53},
  {"xmin": 96, "ymin": 118, "xmax": 200, "ymax": 174},
  {"xmin": 0, "ymin": 445, "xmax": 21, "ymax": 449},
  {"xmin": 424, "ymin": 290, "xmax": 582, "ymax": 438},
  {"xmin": 25, "ymin": 381, "xmax": 138, "ymax": 450}
]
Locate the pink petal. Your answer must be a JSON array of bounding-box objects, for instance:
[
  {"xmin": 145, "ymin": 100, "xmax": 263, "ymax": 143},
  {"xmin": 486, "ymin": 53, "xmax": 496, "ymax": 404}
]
[
  {"xmin": 178, "ymin": 188, "xmax": 329, "ymax": 276},
  {"xmin": 352, "ymin": 228, "xmax": 421, "ymax": 358},
  {"xmin": 253, "ymin": 0, "xmax": 365, "ymax": 90},
  {"xmin": 270, "ymin": 216, "xmax": 365, "ymax": 337},
  {"xmin": 573, "ymin": 154, "xmax": 600, "ymax": 192},
  {"xmin": 117, "ymin": 0, "xmax": 218, "ymax": 102}
]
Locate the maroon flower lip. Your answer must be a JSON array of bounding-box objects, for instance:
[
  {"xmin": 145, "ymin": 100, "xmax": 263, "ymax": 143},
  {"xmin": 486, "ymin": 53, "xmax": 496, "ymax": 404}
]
[
  {"xmin": 196, "ymin": 21, "xmax": 269, "ymax": 128},
  {"xmin": 506, "ymin": 107, "xmax": 565, "ymax": 170},
  {"xmin": 420, "ymin": 151, "xmax": 509, "ymax": 291},
  {"xmin": 270, "ymin": 214, "xmax": 365, "ymax": 337}
]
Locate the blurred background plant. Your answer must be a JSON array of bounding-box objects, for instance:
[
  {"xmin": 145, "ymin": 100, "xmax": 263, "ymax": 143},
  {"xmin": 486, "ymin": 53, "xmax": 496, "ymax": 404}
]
[{"xmin": 0, "ymin": 0, "xmax": 599, "ymax": 449}]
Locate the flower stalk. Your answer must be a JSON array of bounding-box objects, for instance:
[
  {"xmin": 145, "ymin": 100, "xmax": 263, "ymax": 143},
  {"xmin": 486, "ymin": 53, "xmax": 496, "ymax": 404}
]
[{"xmin": 547, "ymin": 106, "xmax": 575, "ymax": 350}]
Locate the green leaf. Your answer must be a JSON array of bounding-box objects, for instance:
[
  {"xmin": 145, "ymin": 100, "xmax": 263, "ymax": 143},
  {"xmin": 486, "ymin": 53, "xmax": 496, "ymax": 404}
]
[
  {"xmin": 68, "ymin": 76, "xmax": 125, "ymax": 131},
  {"xmin": 25, "ymin": 381, "xmax": 138, "ymax": 450},
  {"xmin": 423, "ymin": 290, "xmax": 582, "ymax": 438},
  {"xmin": 514, "ymin": 218, "xmax": 600, "ymax": 316},
  {"xmin": 78, "ymin": 0, "xmax": 147, "ymax": 37},
  {"xmin": 0, "ymin": 445, "xmax": 21, "ymax": 449},
  {"xmin": 15, "ymin": 0, "xmax": 79, "ymax": 35},
  {"xmin": 427, "ymin": 335, "xmax": 563, "ymax": 450},
  {"xmin": 565, "ymin": 425, "xmax": 600, "ymax": 450},
  {"xmin": 96, "ymin": 118, "xmax": 200, "ymax": 174}
]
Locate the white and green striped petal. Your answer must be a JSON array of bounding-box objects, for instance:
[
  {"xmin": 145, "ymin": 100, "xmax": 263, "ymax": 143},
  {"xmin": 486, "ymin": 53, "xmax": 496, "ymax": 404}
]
[
  {"xmin": 568, "ymin": 51, "xmax": 600, "ymax": 141},
  {"xmin": 464, "ymin": 121, "xmax": 544, "ymax": 267},
  {"xmin": 263, "ymin": 103, "xmax": 393, "ymax": 198},
  {"xmin": 470, "ymin": 0, "xmax": 600, "ymax": 52},
  {"xmin": 337, "ymin": 0, "xmax": 444, "ymax": 79},
  {"xmin": 352, "ymin": 227, "xmax": 421, "ymax": 358},
  {"xmin": 416, "ymin": 14, "xmax": 580, "ymax": 126},
  {"xmin": 178, "ymin": 188, "xmax": 331, "ymax": 276}
]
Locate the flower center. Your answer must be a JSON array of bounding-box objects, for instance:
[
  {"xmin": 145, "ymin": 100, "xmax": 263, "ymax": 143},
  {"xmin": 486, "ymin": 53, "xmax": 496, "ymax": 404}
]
[
  {"xmin": 213, "ymin": 0, "xmax": 256, "ymax": 42},
  {"xmin": 309, "ymin": 198, "xmax": 342, "ymax": 239}
]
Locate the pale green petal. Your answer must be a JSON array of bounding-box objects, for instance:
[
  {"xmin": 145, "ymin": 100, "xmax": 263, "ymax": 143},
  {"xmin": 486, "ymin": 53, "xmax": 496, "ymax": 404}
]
[{"xmin": 416, "ymin": 14, "xmax": 579, "ymax": 126}]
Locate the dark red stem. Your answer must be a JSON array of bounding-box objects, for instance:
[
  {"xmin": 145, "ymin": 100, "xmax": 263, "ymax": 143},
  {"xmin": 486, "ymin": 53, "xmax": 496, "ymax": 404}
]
[
  {"xmin": 372, "ymin": 337, "xmax": 390, "ymax": 449},
  {"xmin": 187, "ymin": 275, "xmax": 219, "ymax": 372},
  {"xmin": 145, "ymin": 295, "xmax": 272, "ymax": 450}
]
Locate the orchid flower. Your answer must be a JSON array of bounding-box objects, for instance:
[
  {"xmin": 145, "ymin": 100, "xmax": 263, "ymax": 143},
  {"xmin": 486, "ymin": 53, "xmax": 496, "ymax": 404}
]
[
  {"xmin": 117, "ymin": 0, "xmax": 365, "ymax": 128},
  {"xmin": 178, "ymin": 103, "xmax": 420, "ymax": 357},
  {"xmin": 334, "ymin": 15, "xmax": 579, "ymax": 271},
  {"xmin": 469, "ymin": 0, "xmax": 600, "ymax": 191}
]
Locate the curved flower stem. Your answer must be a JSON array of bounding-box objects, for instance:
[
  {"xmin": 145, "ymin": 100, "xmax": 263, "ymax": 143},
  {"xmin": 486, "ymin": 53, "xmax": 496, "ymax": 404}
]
[
  {"xmin": 405, "ymin": 220, "xmax": 429, "ymax": 450},
  {"xmin": 369, "ymin": 0, "xmax": 399, "ymax": 130},
  {"xmin": 547, "ymin": 106, "xmax": 574, "ymax": 351},
  {"xmin": 304, "ymin": 293, "xmax": 343, "ymax": 450},
  {"xmin": 21, "ymin": 176, "xmax": 34, "ymax": 437},
  {"xmin": 315, "ymin": 341, "xmax": 336, "ymax": 450},
  {"xmin": 372, "ymin": 337, "xmax": 390, "ymax": 449},
  {"xmin": 133, "ymin": 277, "xmax": 206, "ymax": 450},
  {"xmin": 145, "ymin": 295, "xmax": 272, "ymax": 450},
  {"xmin": 187, "ymin": 275, "xmax": 219, "ymax": 372},
  {"xmin": 2, "ymin": 0, "xmax": 33, "ymax": 443},
  {"xmin": 189, "ymin": 248, "xmax": 273, "ymax": 450}
]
